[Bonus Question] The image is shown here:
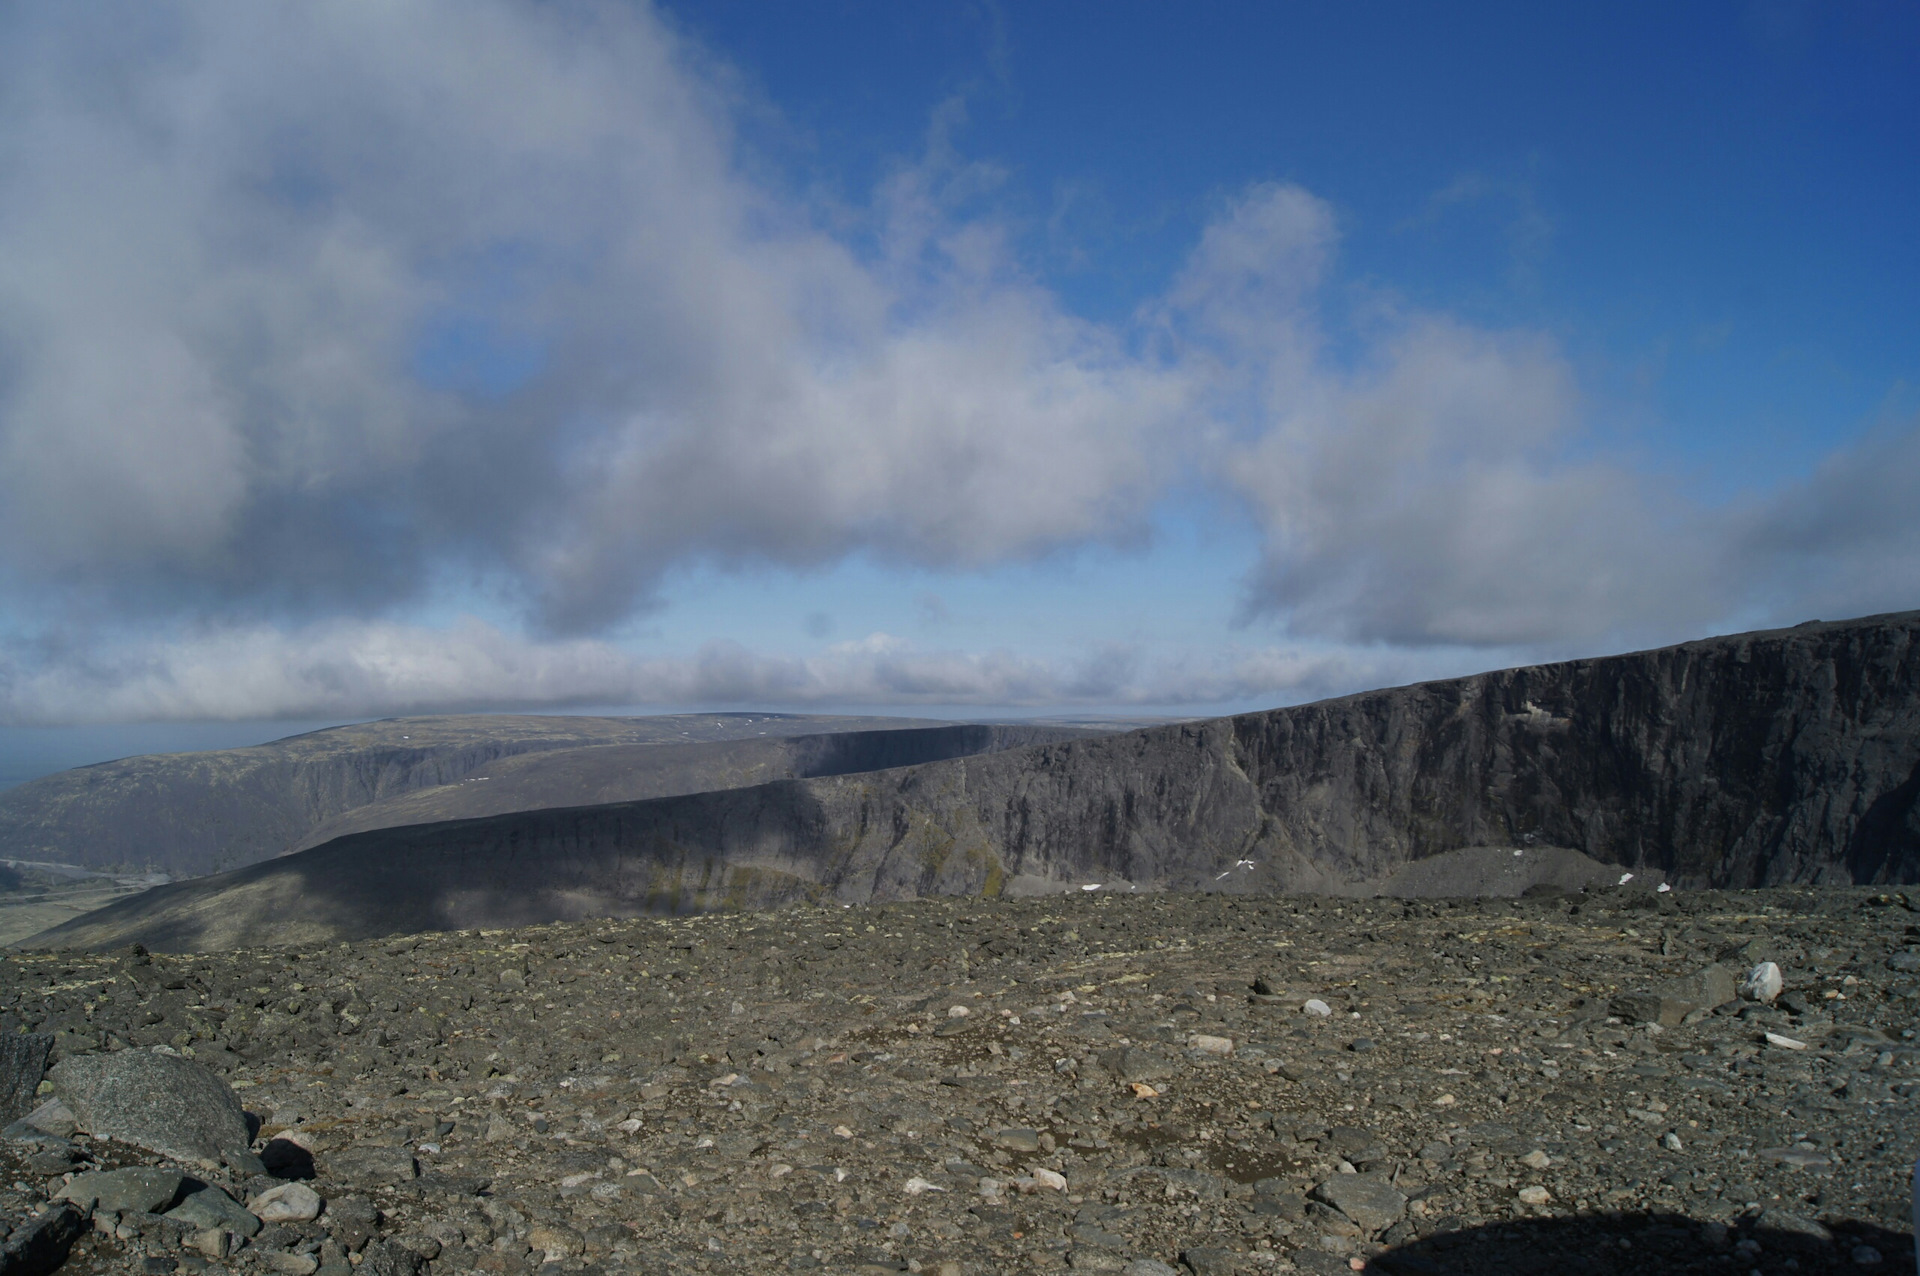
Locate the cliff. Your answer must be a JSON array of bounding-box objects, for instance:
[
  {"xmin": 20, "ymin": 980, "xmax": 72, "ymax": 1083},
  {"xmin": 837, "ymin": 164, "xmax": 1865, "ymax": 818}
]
[{"xmin": 27, "ymin": 611, "xmax": 1920, "ymax": 951}]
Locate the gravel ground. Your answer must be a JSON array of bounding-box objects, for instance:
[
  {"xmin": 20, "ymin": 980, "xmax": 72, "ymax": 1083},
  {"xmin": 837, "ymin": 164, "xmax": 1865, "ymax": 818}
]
[{"xmin": 2, "ymin": 883, "xmax": 1916, "ymax": 1275}]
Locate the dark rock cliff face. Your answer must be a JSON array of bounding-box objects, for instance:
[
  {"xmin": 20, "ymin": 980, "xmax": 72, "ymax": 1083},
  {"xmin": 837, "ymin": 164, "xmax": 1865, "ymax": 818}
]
[{"xmin": 27, "ymin": 612, "xmax": 1920, "ymax": 951}]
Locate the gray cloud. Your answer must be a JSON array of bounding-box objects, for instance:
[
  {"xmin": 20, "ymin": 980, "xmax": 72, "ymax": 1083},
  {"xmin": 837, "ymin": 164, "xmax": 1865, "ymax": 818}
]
[
  {"xmin": 0, "ymin": 2, "xmax": 1189, "ymax": 634},
  {"xmin": 0, "ymin": 6, "xmax": 1913, "ymax": 725}
]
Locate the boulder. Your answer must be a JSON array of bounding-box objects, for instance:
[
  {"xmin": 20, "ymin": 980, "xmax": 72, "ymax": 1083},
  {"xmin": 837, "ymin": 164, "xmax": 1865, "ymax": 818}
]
[
  {"xmin": 1311, "ymin": 1172, "xmax": 1407, "ymax": 1232},
  {"xmin": 165, "ymin": 1182, "xmax": 262, "ymax": 1237},
  {"xmin": 248, "ymin": 1181, "xmax": 325, "ymax": 1223},
  {"xmin": 48, "ymin": 1048, "xmax": 257, "ymax": 1170},
  {"xmin": 0, "ymin": 1202, "xmax": 84, "ymax": 1275},
  {"xmin": 56, "ymin": 1166, "xmax": 186, "ymax": 1215},
  {"xmin": 1611, "ymin": 963, "xmax": 1740, "ymax": 1027},
  {"xmin": 0, "ymin": 1034, "xmax": 52, "ymax": 1125}
]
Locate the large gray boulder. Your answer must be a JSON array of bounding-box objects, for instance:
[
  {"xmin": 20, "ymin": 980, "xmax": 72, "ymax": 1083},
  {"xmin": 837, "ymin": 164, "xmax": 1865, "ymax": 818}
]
[{"xmin": 47, "ymin": 1047, "xmax": 256, "ymax": 1169}]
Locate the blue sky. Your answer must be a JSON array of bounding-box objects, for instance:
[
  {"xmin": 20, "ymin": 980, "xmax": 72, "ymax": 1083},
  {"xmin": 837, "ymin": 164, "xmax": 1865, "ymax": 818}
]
[{"xmin": 0, "ymin": 1, "xmax": 1915, "ymax": 780}]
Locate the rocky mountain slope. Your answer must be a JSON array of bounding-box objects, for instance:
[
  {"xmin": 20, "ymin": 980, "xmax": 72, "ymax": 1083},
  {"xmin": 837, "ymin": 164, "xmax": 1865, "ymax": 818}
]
[
  {"xmin": 287, "ymin": 725, "xmax": 1098, "ymax": 854},
  {"xmin": 27, "ymin": 612, "xmax": 1920, "ymax": 953},
  {"xmin": 2, "ymin": 885, "xmax": 1915, "ymax": 1275},
  {"xmin": 0, "ymin": 713, "xmax": 1047, "ymax": 877}
]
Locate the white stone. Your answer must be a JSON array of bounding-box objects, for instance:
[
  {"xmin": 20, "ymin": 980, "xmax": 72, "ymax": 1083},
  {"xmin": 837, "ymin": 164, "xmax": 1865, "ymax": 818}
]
[
  {"xmin": 247, "ymin": 1181, "xmax": 323, "ymax": 1224},
  {"xmin": 1765, "ymin": 1032, "xmax": 1808, "ymax": 1051},
  {"xmin": 1303, "ymin": 999, "xmax": 1333, "ymax": 1017},
  {"xmin": 947, "ymin": 1005, "xmax": 971, "ymax": 1018},
  {"xmin": 1740, "ymin": 962, "xmax": 1784, "ymax": 1003},
  {"xmin": 1517, "ymin": 1185, "xmax": 1551, "ymax": 1206},
  {"xmin": 1188, "ymin": 1034, "xmax": 1233, "ymax": 1055},
  {"xmin": 1031, "ymin": 1167, "xmax": 1067, "ymax": 1191},
  {"xmin": 903, "ymin": 1177, "xmax": 945, "ymax": 1195}
]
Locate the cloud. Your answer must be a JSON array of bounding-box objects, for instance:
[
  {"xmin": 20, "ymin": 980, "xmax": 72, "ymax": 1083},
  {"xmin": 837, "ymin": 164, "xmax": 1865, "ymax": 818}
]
[
  {"xmin": 0, "ymin": 1, "xmax": 1189, "ymax": 634},
  {"xmin": 0, "ymin": 5, "xmax": 1913, "ymax": 726},
  {"xmin": 0, "ymin": 620, "xmax": 1402, "ymax": 725}
]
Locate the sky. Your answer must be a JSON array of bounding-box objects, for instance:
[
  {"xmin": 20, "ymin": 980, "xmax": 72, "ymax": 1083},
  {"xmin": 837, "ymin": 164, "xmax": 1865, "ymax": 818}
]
[{"xmin": 0, "ymin": 1, "xmax": 1916, "ymax": 781}]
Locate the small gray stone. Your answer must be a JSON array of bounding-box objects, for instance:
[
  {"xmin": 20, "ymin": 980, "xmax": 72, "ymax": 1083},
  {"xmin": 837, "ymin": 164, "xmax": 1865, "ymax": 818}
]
[
  {"xmin": 1179, "ymin": 1247, "xmax": 1241, "ymax": 1275},
  {"xmin": 57, "ymin": 1166, "xmax": 186, "ymax": 1214},
  {"xmin": 993, "ymin": 1127, "xmax": 1042, "ymax": 1153},
  {"xmin": 1310, "ymin": 1172, "xmax": 1407, "ymax": 1232},
  {"xmin": 49, "ymin": 1048, "xmax": 254, "ymax": 1167},
  {"xmin": 1121, "ymin": 1262, "xmax": 1181, "ymax": 1276},
  {"xmin": 1756, "ymin": 1208, "xmax": 1833, "ymax": 1247},
  {"xmin": 327, "ymin": 1144, "xmax": 419, "ymax": 1184},
  {"xmin": 166, "ymin": 1182, "xmax": 263, "ymax": 1238},
  {"xmin": 1097, "ymin": 1046, "xmax": 1175, "ymax": 1081},
  {"xmin": 7, "ymin": 1097, "xmax": 78, "ymax": 1140},
  {"xmin": 1886, "ymin": 951, "xmax": 1920, "ymax": 974}
]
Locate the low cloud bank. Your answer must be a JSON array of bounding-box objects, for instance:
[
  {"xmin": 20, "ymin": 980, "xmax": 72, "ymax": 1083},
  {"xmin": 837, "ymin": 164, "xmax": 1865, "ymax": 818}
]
[{"xmin": 0, "ymin": 620, "xmax": 1409, "ymax": 726}]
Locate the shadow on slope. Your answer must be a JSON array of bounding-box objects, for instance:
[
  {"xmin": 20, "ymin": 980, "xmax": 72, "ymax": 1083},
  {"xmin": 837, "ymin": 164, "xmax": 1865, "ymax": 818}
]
[
  {"xmin": 288, "ymin": 723, "xmax": 1092, "ymax": 850},
  {"xmin": 0, "ymin": 711, "xmax": 961, "ymax": 876}
]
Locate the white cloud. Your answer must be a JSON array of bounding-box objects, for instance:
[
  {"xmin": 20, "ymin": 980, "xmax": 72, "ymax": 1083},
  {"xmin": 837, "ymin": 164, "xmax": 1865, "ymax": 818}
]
[
  {"xmin": 0, "ymin": 619, "xmax": 1408, "ymax": 726},
  {"xmin": 0, "ymin": 5, "xmax": 1913, "ymax": 726},
  {"xmin": 0, "ymin": 2, "xmax": 1190, "ymax": 632}
]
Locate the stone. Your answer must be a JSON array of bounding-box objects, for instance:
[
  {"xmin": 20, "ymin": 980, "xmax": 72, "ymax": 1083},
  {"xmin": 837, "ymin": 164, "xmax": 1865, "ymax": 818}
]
[
  {"xmin": 248, "ymin": 1181, "xmax": 325, "ymax": 1223},
  {"xmin": 1121, "ymin": 1262, "xmax": 1181, "ymax": 1276},
  {"xmin": 57, "ymin": 1166, "xmax": 186, "ymax": 1215},
  {"xmin": 1611, "ymin": 963, "xmax": 1739, "ymax": 1027},
  {"xmin": 1179, "ymin": 1247, "xmax": 1241, "ymax": 1275},
  {"xmin": 7, "ymin": 1097, "xmax": 78, "ymax": 1139},
  {"xmin": 1303, "ymin": 999, "xmax": 1332, "ymax": 1018},
  {"xmin": 1765, "ymin": 1031, "xmax": 1808, "ymax": 1050},
  {"xmin": 1310, "ymin": 1172, "xmax": 1406, "ymax": 1232},
  {"xmin": 48, "ymin": 1048, "xmax": 255, "ymax": 1167},
  {"xmin": 1740, "ymin": 961, "xmax": 1784, "ymax": 1002},
  {"xmin": 166, "ymin": 1182, "xmax": 263, "ymax": 1238},
  {"xmin": 1886, "ymin": 952, "xmax": 1920, "ymax": 974},
  {"xmin": 327, "ymin": 1144, "xmax": 419, "ymax": 1183},
  {"xmin": 1516, "ymin": 1186, "xmax": 1551, "ymax": 1205},
  {"xmin": 186, "ymin": 1228, "xmax": 229, "ymax": 1259},
  {"xmin": 0, "ymin": 1033, "xmax": 52, "ymax": 1124},
  {"xmin": 1756, "ymin": 1208, "xmax": 1833, "ymax": 1248},
  {"xmin": 258, "ymin": 1254, "xmax": 321, "ymax": 1276},
  {"xmin": 1098, "ymin": 1046, "xmax": 1175, "ymax": 1081},
  {"xmin": 994, "ymin": 1127, "xmax": 1042, "ymax": 1152},
  {"xmin": 1, "ymin": 1203, "xmax": 85, "ymax": 1275},
  {"xmin": 1187, "ymin": 1034, "xmax": 1233, "ymax": 1056}
]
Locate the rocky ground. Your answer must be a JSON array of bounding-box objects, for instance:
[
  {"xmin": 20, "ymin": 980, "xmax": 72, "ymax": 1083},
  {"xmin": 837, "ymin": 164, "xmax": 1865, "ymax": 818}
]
[{"xmin": 1, "ymin": 883, "xmax": 1917, "ymax": 1275}]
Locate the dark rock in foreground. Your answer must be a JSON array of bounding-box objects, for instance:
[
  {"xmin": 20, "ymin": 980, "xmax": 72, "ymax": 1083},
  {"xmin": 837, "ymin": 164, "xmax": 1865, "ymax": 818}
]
[{"xmin": 28, "ymin": 612, "xmax": 1920, "ymax": 953}]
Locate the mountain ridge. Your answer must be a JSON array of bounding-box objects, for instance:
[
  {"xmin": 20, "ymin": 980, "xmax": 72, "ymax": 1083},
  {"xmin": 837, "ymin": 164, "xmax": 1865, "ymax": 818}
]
[{"xmin": 29, "ymin": 610, "xmax": 1919, "ymax": 951}]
